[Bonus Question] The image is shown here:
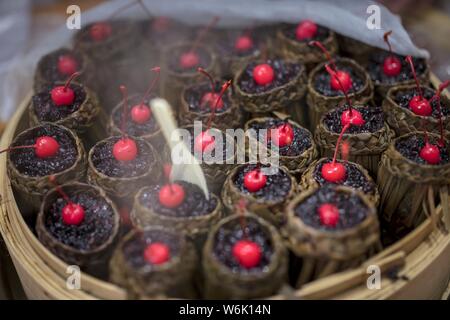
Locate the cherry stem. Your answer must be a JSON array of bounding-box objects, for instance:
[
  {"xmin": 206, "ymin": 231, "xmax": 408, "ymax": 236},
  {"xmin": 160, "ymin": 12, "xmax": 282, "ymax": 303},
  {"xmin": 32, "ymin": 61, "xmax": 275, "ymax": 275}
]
[
  {"xmin": 0, "ymin": 145, "xmax": 35, "ymax": 154},
  {"xmin": 332, "ymin": 124, "xmax": 350, "ymax": 164},
  {"xmin": 139, "ymin": 67, "xmax": 161, "ymax": 108},
  {"xmin": 119, "ymin": 85, "xmax": 129, "ymax": 136},
  {"xmin": 63, "ymin": 72, "xmax": 81, "ymax": 91},
  {"xmin": 136, "ymin": 0, "xmax": 152, "ymax": 18},
  {"xmin": 198, "ymin": 67, "xmax": 216, "ymax": 94},
  {"xmin": 325, "ymin": 64, "xmax": 353, "ymax": 114},
  {"xmin": 309, "ymin": 41, "xmax": 337, "ymax": 71},
  {"xmin": 405, "ymin": 55, "xmax": 423, "ymax": 98},
  {"xmin": 383, "ymin": 30, "xmax": 394, "ymax": 55},
  {"xmin": 206, "ymin": 80, "xmax": 232, "ymax": 130},
  {"xmin": 189, "ymin": 16, "xmax": 219, "ymax": 54},
  {"xmin": 48, "ymin": 176, "xmax": 72, "ymax": 205}
]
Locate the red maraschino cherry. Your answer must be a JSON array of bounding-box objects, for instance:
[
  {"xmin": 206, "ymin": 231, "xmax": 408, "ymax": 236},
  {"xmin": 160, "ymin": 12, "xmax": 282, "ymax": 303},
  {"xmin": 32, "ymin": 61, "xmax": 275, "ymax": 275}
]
[
  {"xmin": 58, "ymin": 55, "xmax": 78, "ymax": 76},
  {"xmin": 253, "ymin": 63, "xmax": 275, "ymax": 86},
  {"xmin": 130, "ymin": 67, "xmax": 160, "ymax": 124},
  {"xmin": 419, "ymin": 130, "xmax": 441, "ymax": 165},
  {"xmin": 144, "ymin": 242, "xmax": 170, "ymax": 265},
  {"xmin": 0, "ymin": 136, "xmax": 60, "ymax": 159},
  {"xmin": 382, "ymin": 31, "xmax": 402, "ymax": 77},
  {"xmin": 296, "ymin": 20, "xmax": 318, "ymax": 40},
  {"xmin": 271, "ymin": 123, "xmax": 294, "ymax": 147},
  {"xmin": 113, "ymin": 85, "xmax": 138, "ymax": 162},
  {"xmin": 89, "ymin": 22, "xmax": 112, "ymax": 42},
  {"xmin": 310, "ymin": 41, "xmax": 352, "ymax": 93},
  {"xmin": 159, "ymin": 183, "xmax": 185, "ymax": 208},
  {"xmin": 321, "ymin": 123, "xmax": 350, "ymax": 183},
  {"xmin": 194, "ymin": 80, "xmax": 232, "ymax": 153},
  {"xmin": 244, "ymin": 168, "xmax": 267, "ymax": 192},
  {"xmin": 50, "ymin": 72, "xmax": 81, "ymax": 106},
  {"xmin": 179, "ymin": 16, "xmax": 219, "ymax": 70},
  {"xmin": 232, "ymin": 239, "xmax": 262, "ymax": 269},
  {"xmin": 49, "ymin": 176, "xmax": 85, "ymax": 226},
  {"xmin": 406, "ymin": 55, "xmax": 432, "ymax": 116},
  {"xmin": 318, "ymin": 203, "xmax": 340, "ymax": 227},
  {"xmin": 235, "ymin": 34, "xmax": 254, "ymax": 52},
  {"xmin": 197, "ymin": 67, "xmax": 224, "ymax": 109}
]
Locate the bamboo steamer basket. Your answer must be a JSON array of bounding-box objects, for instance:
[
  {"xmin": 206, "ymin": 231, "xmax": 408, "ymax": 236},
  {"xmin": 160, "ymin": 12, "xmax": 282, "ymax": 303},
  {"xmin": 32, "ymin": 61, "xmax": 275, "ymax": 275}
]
[{"xmin": 1, "ymin": 86, "xmax": 450, "ymax": 299}]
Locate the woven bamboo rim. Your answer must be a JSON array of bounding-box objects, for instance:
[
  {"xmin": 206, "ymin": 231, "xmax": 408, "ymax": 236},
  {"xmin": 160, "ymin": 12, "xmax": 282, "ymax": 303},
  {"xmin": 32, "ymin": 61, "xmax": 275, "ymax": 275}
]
[
  {"xmin": 275, "ymin": 26, "xmax": 338, "ymax": 67},
  {"xmin": 306, "ymin": 57, "xmax": 374, "ymax": 128},
  {"xmin": 314, "ymin": 105, "xmax": 393, "ymax": 175},
  {"xmin": 244, "ymin": 116, "xmax": 318, "ymax": 175},
  {"xmin": 33, "ymin": 49, "xmax": 93, "ymax": 92},
  {"xmin": 383, "ymin": 84, "xmax": 450, "ymax": 139},
  {"xmin": 377, "ymin": 132, "xmax": 450, "ymax": 232},
  {"xmin": 36, "ymin": 182, "xmax": 120, "ymax": 267},
  {"xmin": 110, "ymin": 226, "xmax": 197, "ymax": 299},
  {"xmin": 372, "ymin": 58, "xmax": 430, "ymax": 96},
  {"xmin": 221, "ymin": 164, "xmax": 297, "ymax": 226},
  {"xmin": 1, "ymin": 85, "xmax": 450, "ymax": 300},
  {"xmin": 284, "ymin": 185, "xmax": 381, "ymax": 286},
  {"xmin": 87, "ymin": 136, "xmax": 161, "ymax": 198},
  {"xmin": 28, "ymin": 82, "xmax": 100, "ymax": 134},
  {"xmin": 107, "ymin": 93, "xmax": 164, "ymax": 148},
  {"xmin": 233, "ymin": 59, "xmax": 308, "ymax": 113},
  {"xmin": 130, "ymin": 186, "xmax": 222, "ymax": 247},
  {"xmin": 178, "ymin": 81, "xmax": 244, "ymax": 131},
  {"xmin": 7, "ymin": 123, "xmax": 87, "ymax": 204},
  {"xmin": 300, "ymin": 158, "xmax": 380, "ymax": 206},
  {"xmin": 202, "ymin": 213, "xmax": 288, "ymax": 299}
]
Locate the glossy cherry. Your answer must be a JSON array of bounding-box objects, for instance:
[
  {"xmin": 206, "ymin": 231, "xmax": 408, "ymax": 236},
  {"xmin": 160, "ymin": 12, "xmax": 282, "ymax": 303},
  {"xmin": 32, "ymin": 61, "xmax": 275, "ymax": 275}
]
[
  {"xmin": 296, "ymin": 20, "xmax": 318, "ymax": 40},
  {"xmin": 409, "ymin": 96, "xmax": 432, "ymax": 116},
  {"xmin": 158, "ymin": 183, "xmax": 185, "ymax": 208},
  {"xmin": 382, "ymin": 31, "xmax": 402, "ymax": 77},
  {"xmin": 271, "ymin": 123, "xmax": 294, "ymax": 147},
  {"xmin": 235, "ymin": 35, "xmax": 253, "ymax": 52},
  {"xmin": 232, "ymin": 240, "xmax": 262, "ymax": 269},
  {"xmin": 244, "ymin": 169, "xmax": 267, "ymax": 192},
  {"xmin": 112, "ymin": 138, "xmax": 138, "ymax": 162},
  {"xmin": 330, "ymin": 70, "xmax": 352, "ymax": 93},
  {"xmin": 253, "ymin": 63, "xmax": 275, "ymax": 86},
  {"xmin": 89, "ymin": 22, "xmax": 112, "ymax": 42},
  {"xmin": 0, "ymin": 135, "xmax": 60, "ymax": 159},
  {"xmin": 62, "ymin": 203, "xmax": 85, "ymax": 226},
  {"xmin": 420, "ymin": 142, "xmax": 441, "ymax": 164},
  {"xmin": 341, "ymin": 109, "xmax": 365, "ymax": 126},
  {"xmin": 144, "ymin": 242, "xmax": 170, "ymax": 265},
  {"xmin": 35, "ymin": 136, "xmax": 60, "ymax": 158},
  {"xmin": 152, "ymin": 16, "xmax": 171, "ymax": 33},
  {"xmin": 50, "ymin": 72, "xmax": 80, "ymax": 106},
  {"xmin": 57, "ymin": 55, "xmax": 78, "ymax": 76},
  {"xmin": 318, "ymin": 203, "xmax": 340, "ymax": 227},
  {"xmin": 321, "ymin": 162, "xmax": 346, "ymax": 183}
]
